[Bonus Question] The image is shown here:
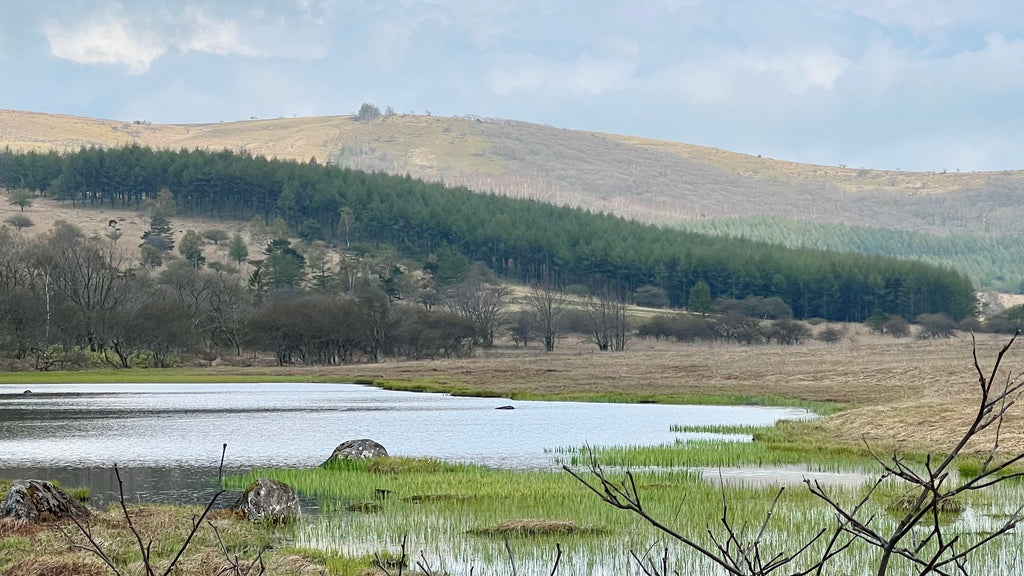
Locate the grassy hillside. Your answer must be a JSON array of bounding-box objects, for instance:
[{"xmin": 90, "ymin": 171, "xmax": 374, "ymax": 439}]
[{"xmin": 2, "ymin": 108, "xmax": 1021, "ymax": 238}]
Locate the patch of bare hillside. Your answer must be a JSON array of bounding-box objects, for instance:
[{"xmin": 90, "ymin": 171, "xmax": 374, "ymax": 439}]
[
  {"xmin": 2, "ymin": 108, "xmax": 1021, "ymax": 236},
  {"xmin": 0, "ymin": 195, "xmax": 257, "ymax": 271}
]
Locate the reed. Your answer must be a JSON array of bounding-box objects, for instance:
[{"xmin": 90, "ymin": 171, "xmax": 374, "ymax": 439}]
[{"xmin": 226, "ymin": 456, "xmax": 1022, "ymax": 575}]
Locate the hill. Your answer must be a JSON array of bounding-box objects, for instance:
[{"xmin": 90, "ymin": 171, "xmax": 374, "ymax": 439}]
[{"xmin": 2, "ymin": 108, "xmax": 1021, "ymax": 237}]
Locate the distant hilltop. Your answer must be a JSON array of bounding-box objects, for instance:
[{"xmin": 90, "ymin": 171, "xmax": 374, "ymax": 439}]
[{"xmin": 1, "ymin": 108, "xmax": 1021, "ymax": 236}]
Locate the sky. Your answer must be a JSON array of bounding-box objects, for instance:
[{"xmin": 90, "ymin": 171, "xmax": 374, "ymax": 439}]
[{"xmin": 1, "ymin": 0, "xmax": 1021, "ymax": 172}]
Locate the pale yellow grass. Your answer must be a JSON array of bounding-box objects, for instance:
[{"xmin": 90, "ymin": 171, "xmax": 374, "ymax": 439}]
[
  {"xmin": 6, "ymin": 108, "xmax": 1015, "ymax": 202},
  {"xmin": 601, "ymin": 132, "xmax": 1000, "ymax": 196},
  {"xmin": 0, "ymin": 109, "xmax": 503, "ymax": 176},
  {"xmin": 0, "ymin": 196, "xmax": 258, "ymax": 270}
]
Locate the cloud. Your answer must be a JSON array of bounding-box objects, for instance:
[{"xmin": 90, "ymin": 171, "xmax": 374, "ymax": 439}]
[
  {"xmin": 848, "ymin": 32, "xmax": 1024, "ymax": 98},
  {"xmin": 833, "ymin": 0, "xmax": 1015, "ymax": 33},
  {"xmin": 747, "ymin": 50, "xmax": 850, "ymax": 93},
  {"xmin": 178, "ymin": 7, "xmax": 263, "ymax": 58},
  {"xmin": 42, "ymin": 15, "xmax": 166, "ymax": 74},
  {"xmin": 647, "ymin": 45, "xmax": 851, "ymax": 108},
  {"xmin": 40, "ymin": 5, "xmax": 271, "ymax": 73},
  {"xmin": 489, "ymin": 55, "xmax": 637, "ymax": 96}
]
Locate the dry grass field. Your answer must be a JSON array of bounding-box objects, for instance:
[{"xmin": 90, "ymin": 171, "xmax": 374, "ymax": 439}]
[
  {"xmin": 3, "ymin": 108, "xmax": 1021, "ymax": 235},
  {"xmin": 0, "ymin": 195, "xmax": 264, "ymax": 272}
]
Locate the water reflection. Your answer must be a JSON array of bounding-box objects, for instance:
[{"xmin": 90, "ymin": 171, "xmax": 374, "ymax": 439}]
[{"xmin": 1, "ymin": 382, "xmax": 811, "ymax": 503}]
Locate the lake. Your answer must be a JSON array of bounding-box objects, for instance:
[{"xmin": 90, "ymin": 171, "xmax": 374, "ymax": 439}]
[{"xmin": 0, "ymin": 382, "xmax": 810, "ymax": 504}]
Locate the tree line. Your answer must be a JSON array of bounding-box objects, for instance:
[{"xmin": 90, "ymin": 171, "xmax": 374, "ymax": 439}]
[
  {"xmin": 0, "ymin": 146, "xmax": 976, "ymax": 322},
  {"xmin": 0, "ymin": 221, "xmax": 640, "ymax": 367},
  {"xmin": 677, "ymin": 214, "xmax": 1024, "ymax": 294}
]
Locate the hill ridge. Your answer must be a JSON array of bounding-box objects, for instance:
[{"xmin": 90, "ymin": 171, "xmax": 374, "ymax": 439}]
[{"xmin": 1, "ymin": 108, "xmax": 1021, "ymax": 237}]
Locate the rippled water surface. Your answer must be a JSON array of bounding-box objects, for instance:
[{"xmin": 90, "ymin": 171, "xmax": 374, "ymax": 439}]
[{"xmin": 0, "ymin": 382, "xmax": 811, "ymax": 469}]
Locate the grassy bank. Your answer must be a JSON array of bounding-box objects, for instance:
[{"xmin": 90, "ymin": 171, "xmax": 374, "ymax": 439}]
[{"xmin": 0, "ymin": 368, "xmax": 838, "ymax": 414}]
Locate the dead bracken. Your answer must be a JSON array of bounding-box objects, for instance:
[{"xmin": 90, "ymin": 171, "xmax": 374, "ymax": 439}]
[
  {"xmin": 473, "ymin": 519, "xmax": 602, "ymax": 536},
  {"xmin": 889, "ymin": 492, "xmax": 964, "ymax": 514}
]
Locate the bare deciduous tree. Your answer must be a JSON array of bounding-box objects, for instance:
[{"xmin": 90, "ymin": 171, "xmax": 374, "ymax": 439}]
[
  {"xmin": 524, "ymin": 285, "xmax": 568, "ymax": 352},
  {"xmin": 808, "ymin": 333, "xmax": 1024, "ymax": 576},
  {"xmin": 568, "ymin": 335, "xmax": 1024, "ymax": 576},
  {"xmin": 446, "ymin": 280, "xmax": 511, "ymax": 347},
  {"xmin": 582, "ymin": 287, "xmax": 630, "ymax": 351},
  {"xmin": 46, "ymin": 222, "xmax": 135, "ymax": 350}
]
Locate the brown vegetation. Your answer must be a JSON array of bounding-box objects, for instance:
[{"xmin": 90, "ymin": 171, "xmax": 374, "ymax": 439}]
[
  {"xmin": 2, "ymin": 109, "xmax": 1020, "ymax": 235},
  {"xmin": 472, "ymin": 519, "xmax": 599, "ymax": 536}
]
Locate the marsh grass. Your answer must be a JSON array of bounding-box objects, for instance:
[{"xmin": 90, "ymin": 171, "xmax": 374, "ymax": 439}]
[
  {"xmin": 224, "ymin": 456, "xmax": 1022, "ymax": 574},
  {"xmin": 559, "ymin": 420, "xmax": 886, "ymax": 471}
]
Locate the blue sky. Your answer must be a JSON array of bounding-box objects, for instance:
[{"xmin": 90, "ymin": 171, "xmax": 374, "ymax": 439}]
[{"xmin": 1, "ymin": 0, "xmax": 1021, "ymax": 171}]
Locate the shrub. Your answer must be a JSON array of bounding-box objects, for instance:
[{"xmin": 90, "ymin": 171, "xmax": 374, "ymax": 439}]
[
  {"xmin": 816, "ymin": 325, "xmax": 844, "ymax": 344},
  {"xmin": 916, "ymin": 313, "xmax": 956, "ymax": 339},
  {"xmin": 634, "ymin": 285, "xmax": 669, "ymax": 308},
  {"xmin": 884, "ymin": 316, "xmax": 910, "ymax": 338}
]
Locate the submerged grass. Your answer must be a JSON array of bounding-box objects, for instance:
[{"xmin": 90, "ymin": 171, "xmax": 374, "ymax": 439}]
[
  {"xmin": 560, "ymin": 420, "xmax": 886, "ymax": 471},
  {"xmin": 226, "ymin": 455, "xmax": 1021, "ymax": 575}
]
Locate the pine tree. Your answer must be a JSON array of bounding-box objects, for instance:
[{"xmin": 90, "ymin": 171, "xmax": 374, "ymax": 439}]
[
  {"xmin": 688, "ymin": 279, "xmax": 712, "ymax": 315},
  {"xmin": 228, "ymin": 233, "xmax": 249, "ymax": 265}
]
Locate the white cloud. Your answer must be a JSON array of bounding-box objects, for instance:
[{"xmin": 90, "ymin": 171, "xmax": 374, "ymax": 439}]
[
  {"xmin": 40, "ymin": 5, "xmax": 275, "ymax": 73},
  {"xmin": 489, "ymin": 55, "xmax": 637, "ymax": 96},
  {"xmin": 42, "ymin": 16, "xmax": 166, "ymax": 74},
  {"xmin": 178, "ymin": 8, "xmax": 263, "ymax": 58},
  {"xmin": 833, "ymin": 0, "xmax": 1009, "ymax": 33},
  {"xmin": 648, "ymin": 45, "xmax": 850, "ymax": 107},
  {"xmin": 747, "ymin": 50, "xmax": 850, "ymax": 93},
  {"xmin": 848, "ymin": 32, "xmax": 1024, "ymax": 98}
]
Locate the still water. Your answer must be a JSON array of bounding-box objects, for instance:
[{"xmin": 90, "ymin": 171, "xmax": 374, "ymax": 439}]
[{"xmin": 1, "ymin": 382, "xmax": 810, "ymax": 503}]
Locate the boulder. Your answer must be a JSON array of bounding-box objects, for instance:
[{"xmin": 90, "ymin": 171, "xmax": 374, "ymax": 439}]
[
  {"xmin": 1, "ymin": 480, "xmax": 91, "ymax": 522},
  {"xmin": 324, "ymin": 439, "xmax": 388, "ymax": 464},
  {"xmin": 231, "ymin": 478, "xmax": 300, "ymax": 523}
]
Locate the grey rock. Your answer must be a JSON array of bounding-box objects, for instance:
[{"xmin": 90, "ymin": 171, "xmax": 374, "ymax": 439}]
[
  {"xmin": 324, "ymin": 439, "xmax": 388, "ymax": 464},
  {"xmin": 495, "ymin": 405, "xmax": 515, "ymax": 410},
  {"xmin": 22, "ymin": 389, "xmax": 31, "ymax": 395},
  {"xmin": 2, "ymin": 479, "xmax": 90, "ymax": 522},
  {"xmin": 231, "ymin": 478, "xmax": 300, "ymax": 523}
]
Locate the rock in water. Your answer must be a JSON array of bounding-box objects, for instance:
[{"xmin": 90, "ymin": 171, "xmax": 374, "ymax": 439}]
[
  {"xmin": 324, "ymin": 439, "xmax": 388, "ymax": 464},
  {"xmin": 231, "ymin": 478, "xmax": 300, "ymax": 523},
  {"xmin": 2, "ymin": 480, "xmax": 90, "ymax": 522}
]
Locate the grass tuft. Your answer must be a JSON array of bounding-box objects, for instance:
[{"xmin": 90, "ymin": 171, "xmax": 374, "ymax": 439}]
[
  {"xmin": 471, "ymin": 519, "xmax": 603, "ymax": 537},
  {"xmin": 888, "ymin": 492, "xmax": 964, "ymax": 514}
]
